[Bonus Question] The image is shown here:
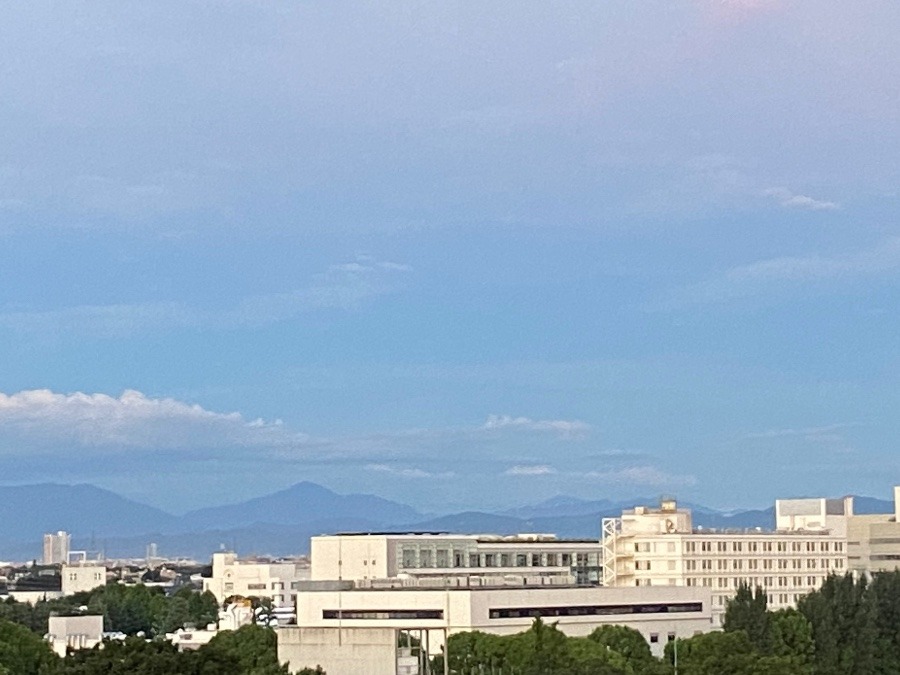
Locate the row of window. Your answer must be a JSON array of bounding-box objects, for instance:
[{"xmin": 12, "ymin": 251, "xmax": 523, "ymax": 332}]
[
  {"xmin": 399, "ymin": 549, "xmax": 599, "ymax": 569},
  {"xmin": 323, "ymin": 610, "xmax": 444, "ymax": 620},
  {"xmin": 681, "ymin": 575, "xmax": 825, "ymax": 589},
  {"xmin": 488, "ymin": 602, "xmax": 704, "ymax": 619},
  {"xmin": 680, "ymin": 541, "xmax": 843, "ymax": 554},
  {"xmin": 680, "ymin": 558, "xmax": 844, "ymax": 571}
]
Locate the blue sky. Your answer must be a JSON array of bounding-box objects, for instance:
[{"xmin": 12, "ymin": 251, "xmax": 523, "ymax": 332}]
[{"xmin": 1, "ymin": 1, "xmax": 900, "ymax": 514}]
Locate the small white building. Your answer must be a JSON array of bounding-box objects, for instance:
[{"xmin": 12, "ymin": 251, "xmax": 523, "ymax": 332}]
[
  {"xmin": 61, "ymin": 564, "xmax": 107, "ymax": 596},
  {"xmin": 46, "ymin": 615, "xmax": 104, "ymax": 656},
  {"xmin": 278, "ymin": 584, "xmax": 712, "ymax": 675},
  {"xmin": 203, "ymin": 552, "xmax": 309, "ymax": 609}
]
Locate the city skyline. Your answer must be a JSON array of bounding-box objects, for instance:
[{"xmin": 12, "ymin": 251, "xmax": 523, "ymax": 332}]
[{"xmin": 2, "ymin": 1, "xmax": 900, "ymax": 512}]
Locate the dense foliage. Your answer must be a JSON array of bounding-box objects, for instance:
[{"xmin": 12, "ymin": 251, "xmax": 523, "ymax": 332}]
[
  {"xmin": 0, "ymin": 585, "xmax": 218, "ymax": 637},
  {"xmin": 8, "ymin": 572, "xmax": 900, "ymax": 674},
  {"xmin": 0, "ymin": 621, "xmax": 312, "ymax": 675},
  {"xmin": 440, "ymin": 571, "xmax": 900, "ymax": 675}
]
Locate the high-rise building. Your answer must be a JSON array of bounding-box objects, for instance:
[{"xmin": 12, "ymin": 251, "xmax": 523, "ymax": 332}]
[{"xmin": 42, "ymin": 531, "xmax": 71, "ymax": 565}]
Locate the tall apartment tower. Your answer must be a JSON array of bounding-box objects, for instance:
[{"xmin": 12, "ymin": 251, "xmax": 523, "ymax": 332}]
[{"xmin": 43, "ymin": 531, "xmax": 71, "ymax": 565}]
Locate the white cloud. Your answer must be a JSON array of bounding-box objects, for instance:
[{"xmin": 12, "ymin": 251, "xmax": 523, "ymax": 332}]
[
  {"xmin": 0, "ymin": 257, "xmax": 411, "ymax": 338},
  {"xmin": 367, "ymin": 463, "xmax": 453, "ymax": 479},
  {"xmin": 483, "ymin": 414, "xmax": 590, "ymax": 438},
  {"xmin": 504, "ymin": 464, "xmax": 556, "ymax": 476},
  {"xmin": 656, "ymin": 237, "xmax": 900, "ymax": 308},
  {"xmin": 744, "ymin": 423, "xmax": 856, "ymax": 440},
  {"xmin": 582, "ymin": 466, "xmax": 697, "ymax": 487},
  {"xmin": 764, "ymin": 187, "xmax": 839, "ymax": 211},
  {"xmin": 0, "ymin": 389, "xmax": 300, "ymax": 454}
]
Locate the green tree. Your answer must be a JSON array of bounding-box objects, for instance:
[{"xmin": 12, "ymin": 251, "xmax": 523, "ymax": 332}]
[
  {"xmin": 505, "ymin": 618, "xmax": 573, "ymax": 675},
  {"xmin": 798, "ymin": 573, "xmax": 877, "ymax": 675},
  {"xmin": 767, "ymin": 608, "xmax": 814, "ymax": 673},
  {"xmin": 0, "ymin": 618, "xmax": 58, "ymax": 675},
  {"xmin": 724, "ymin": 583, "xmax": 771, "ymax": 654},
  {"xmin": 567, "ymin": 637, "xmax": 632, "ymax": 675},
  {"xmin": 665, "ymin": 630, "xmax": 757, "ymax": 675},
  {"xmin": 587, "ymin": 624, "xmax": 656, "ymax": 671},
  {"xmin": 194, "ymin": 624, "xmax": 288, "ymax": 675},
  {"xmin": 57, "ymin": 638, "xmax": 191, "ymax": 675}
]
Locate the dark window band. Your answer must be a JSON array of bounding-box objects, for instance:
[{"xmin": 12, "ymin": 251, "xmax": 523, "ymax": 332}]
[
  {"xmin": 488, "ymin": 602, "xmax": 703, "ymax": 619},
  {"xmin": 323, "ymin": 609, "xmax": 444, "ymax": 620}
]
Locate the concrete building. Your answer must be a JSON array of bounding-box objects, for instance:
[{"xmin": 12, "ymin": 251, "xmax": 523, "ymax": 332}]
[
  {"xmin": 310, "ymin": 533, "xmax": 602, "ymax": 586},
  {"xmin": 842, "ymin": 486, "xmax": 900, "ymax": 575},
  {"xmin": 61, "ymin": 564, "xmax": 107, "ymax": 595},
  {"xmin": 203, "ymin": 552, "xmax": 310, "ymax": 609},
  {"xmin": 46, "ymin": 615, "xmax": 104, "ymax": 656},
  {"xmin": 279, "ymin": 584, "xmax": 713, "ymax": 675},
  {"xmin": 602, "ymin": 498, "xmax": 847, "ymax": 626},
  {"xmin": 43, "ymin": 531, "xmax": 71, "ymax": 565}
]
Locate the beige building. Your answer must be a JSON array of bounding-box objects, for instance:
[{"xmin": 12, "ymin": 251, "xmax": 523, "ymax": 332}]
[
  {"xmin": 310, "ymin": 533, "xmax": 602, "ymax": 585},
  {"xmin": 844, "ymin": 486, "xmax": 900, "ymax": 574},
  {"xmin": 602, "ymin": 498, "xmax": 847, "ymax": 626},
  {"xmin": 61, "ymin": 564, "xmax": 107, "ymax": 596},
  {"xmin": 46, "ymin": 615, "xmax": 104, "ymax": 656},
  {"xmin": 203, "ymin": 552, "xmax": 310, "ymax": 608},
  {"xmin": 279, "ymin": 584, "xmax": 713, "ymax": 675}
]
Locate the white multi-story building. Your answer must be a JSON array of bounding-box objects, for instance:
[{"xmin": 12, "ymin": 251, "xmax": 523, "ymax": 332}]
[
  {"xmin": 43, "ymin": 531, "xmax": 71, "ymax": 565},
  {"xmin": 310, "ymin": 533, "xmax": 602, "ymax": 586},
  {"xmin": 203, "ymin": 552, "xmax": 309, "ymax": 609},
  {"xmin": 279, "ymin": 584, "xmax": 713, "ymax": 675},
  {"xmin": 601, "ymin": 498, "xmax": 848, "ymax": 626}
]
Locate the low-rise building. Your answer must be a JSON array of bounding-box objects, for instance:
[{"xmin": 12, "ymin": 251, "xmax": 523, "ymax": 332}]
[
  {"xmin": 311, "ymin": 533, "xmax": 602, "ymax": 585},
  {"xmin": 203, "ymin": 552, "xmax": 309, "ymax": 609},
  {"xmin": 46, "ymin": 615, "xmax": 104, "ymax": 656},
  {"xmin": 279, "ymin": 584, "xmax": 713, "ymax": 675},
  {"xmin": 61, "ymin": 564, "xmax": 107, "ymax": 595}
]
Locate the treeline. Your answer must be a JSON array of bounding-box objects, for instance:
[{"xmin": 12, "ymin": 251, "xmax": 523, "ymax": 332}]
[
  {"xmin": 439, "ymin": 571, "xmax": 900, "ymax": 675},
  {"xmin": 0, "ymin": 584, "xmax": 324, "ymax": 675},
  {"xmin": 0, "ymin": 620, "xmax": 323, "ymax": 675},
  {"xmin": 0, "ymin": 584, "xmax": 219, "ymax": 636}
]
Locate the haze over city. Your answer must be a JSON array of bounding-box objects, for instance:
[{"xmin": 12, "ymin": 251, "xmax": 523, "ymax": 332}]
[{"xmin": 2, "ymin": 1, "xmax": 900, "ymax": 514}]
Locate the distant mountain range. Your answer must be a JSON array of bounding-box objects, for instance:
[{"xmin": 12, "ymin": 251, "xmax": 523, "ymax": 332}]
[{"xmin": 0, "ymin": 482, "xmax": 893, "ymax": 561}]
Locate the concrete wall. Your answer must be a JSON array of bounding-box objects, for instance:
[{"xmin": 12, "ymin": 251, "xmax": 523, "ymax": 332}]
[
  {"xmin": 47, "ymin": 615, "xmax": 103, "ymax": 657},
  {"xmin": 278, "ymin": 626, "xmax": 398, "ymax": 675},
  {"xmin": 311, "ymin": 536, "xmax": 391, "ymax": 581},
  {"xmin": 61, "ymin": 565, "xmax": 106, "ymax": 595}
]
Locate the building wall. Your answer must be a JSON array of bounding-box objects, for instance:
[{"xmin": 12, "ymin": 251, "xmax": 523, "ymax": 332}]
[
  {"xmin": 47, "ymin": 615, "xmax": 103, "ymax": 657},
  {"xmin": 604, "ymin": 502, "xmax": 848, "ymax": 626},
  {"xmin": 61, "ymin": 565, "xmax": 106, "ymax": 595},
  {"xmin": 279, "ymin": 627, "xmax": 398, "ymax": 675},
  {"xmin": 291, "ymin": 585, "xmax": 712, "ymax": 658},
  {"xmin": 311, "ymin": 534, "xmax": 602, "ymax": 585},
  {"xmin": 203, "ymin": 553, "xmax": 309, "ymax": 608},
  {"xmin": 311, "ymin": 536, "xmax": 391, "ymax": 581}
]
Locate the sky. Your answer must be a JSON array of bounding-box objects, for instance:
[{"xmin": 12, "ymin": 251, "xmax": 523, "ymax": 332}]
[{"xmin": 1, "ymin": 0, "xmax": 900, "ymax": 515}]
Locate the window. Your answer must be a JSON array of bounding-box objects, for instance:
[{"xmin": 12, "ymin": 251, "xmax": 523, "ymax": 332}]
[
  {"xmin": 325, "ymin": 609, "xmax": 443, "ymax": 620},
  {"xmin": 247, "ymin": 583, "xmax": 266, "ymax": 590},
  {"xmin": 488, "ymin": 602, "xmax": 704, "ymax": 619},
  {"xmin": 650, "ymin": 633, "xmax": 659, "ymax": 644}
]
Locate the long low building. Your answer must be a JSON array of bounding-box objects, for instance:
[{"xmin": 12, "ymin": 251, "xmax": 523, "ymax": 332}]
[
  {"xmin": 278, "ymin": 584, "xmax": 712, "ymax": 675},
  {"xmin": 310, "ymin": 532, "xmax": 602, "ymax": 585}
]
